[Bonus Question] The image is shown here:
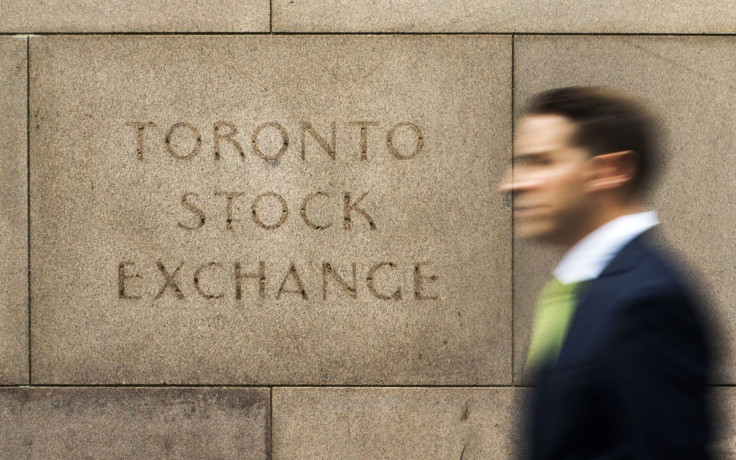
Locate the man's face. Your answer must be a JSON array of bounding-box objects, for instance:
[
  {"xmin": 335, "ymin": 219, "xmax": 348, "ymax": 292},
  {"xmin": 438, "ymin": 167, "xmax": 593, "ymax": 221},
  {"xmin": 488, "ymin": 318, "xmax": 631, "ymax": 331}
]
[{"xmin": 499, "ymin": 114, "xmax": 595, "ymax": 245}]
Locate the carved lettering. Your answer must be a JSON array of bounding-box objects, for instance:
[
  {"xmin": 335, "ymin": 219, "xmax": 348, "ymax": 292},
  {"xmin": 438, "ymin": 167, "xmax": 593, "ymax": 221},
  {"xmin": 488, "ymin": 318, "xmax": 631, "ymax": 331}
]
[
  {"xmin": 117, "ymin": 261, "xmax": 142, "ymax": 299},
  {"xmin": 194, "ymin": 262, "xmax": 225, "ymax": 299},
  {"xmin": 155, "ymin": 261, "xmax": 185, "ymax": 299},
  {"xmin": 300, "ymin": 121, "xmax": 336, "ymax": 160},
  {"xmin": 387, "ymin": 121, "xmax": 423, "ymax": 160},
  {"xmin": 235, "ymin": 261, "xmax": 267, "ymax": 300},
  {"xmin": 214, "ymin": 191, "xmax": 245, "ymax": 231},
  {"xmin": 126, "ymin": 121, "xmax": 155, "ymax": 161},
  {"xmin": 119, "ymin": 261, "xmax": 438, "ymax": 301},
  {"xmin": 121, "ymin": 118, "xmax": 439, "ymax": 307},
  {"xmin": 322, "ymin": 262, "xmax": 357, "ymax": 300},
  {"xmin": 165, "ymin": 122, "xmax": 202, "ymax": 160},
  {"xmin": 178, "ymin": 192, "xmax": 206, "ymax": 230},
  {"xmin": 252, "ymin": 122, "xmax": 289, "ymax": 160},
  {"xmin": 251, "ymin": 192, "xmax": 289, "ymax": 230},
  {"xmin": 343, "ymin": 192, "xmax": 376, "ymax": 230},
  {"xmin": 126, "ymin": 120, "xmax": 425, "ymax": 161},
  {"xmin": 300, "ymin": 191, "xmax": 332, "ymax": 230},
  {"xmin": 367, "ymin": 262, "xmax": 401, "ymax": 300},
  {"xmin": 213, "ymin": 121, "xmax": 245, "ymax": 160},
  {"xmin": 349, "ymin": 121, "xmax": 379, "ymax": 160},
  {"xmin": 277, "ymin": 263, "xmax": 308, "ymax": 300},
  {"xmin": 413, "ymin": 261, "xmax": 438, "ymax": 300},
  {"xmin": 176, "ymin": 190, "xmax": 376, "ymax": 231}
]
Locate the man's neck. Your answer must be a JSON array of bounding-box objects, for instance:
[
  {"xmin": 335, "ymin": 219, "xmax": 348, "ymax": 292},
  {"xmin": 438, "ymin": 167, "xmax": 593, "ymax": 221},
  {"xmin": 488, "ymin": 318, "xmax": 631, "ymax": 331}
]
[
  {"xmin": 563, "ymin": 200, "xmax": 646, "ymax": 251},
  {"xmin": 553, "ymin": 209, "xmax": 658, "ymax": 284}
]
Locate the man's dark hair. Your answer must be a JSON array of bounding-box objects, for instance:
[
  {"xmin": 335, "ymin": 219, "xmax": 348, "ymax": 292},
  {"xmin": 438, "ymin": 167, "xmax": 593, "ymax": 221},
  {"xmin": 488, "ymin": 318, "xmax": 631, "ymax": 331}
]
[{"xmin": 524, "ymin": 86, "xmax": 660, "ymax": 195}]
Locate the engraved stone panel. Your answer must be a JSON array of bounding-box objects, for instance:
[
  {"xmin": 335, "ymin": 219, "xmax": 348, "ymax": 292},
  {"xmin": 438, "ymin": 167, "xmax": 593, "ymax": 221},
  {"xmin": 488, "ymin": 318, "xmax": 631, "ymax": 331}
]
[
  {"xmin": 273, "ymin": 387, "xmax": 524, "ymax": 459},
  {"xmin": 0, "ymin": 37, "xmax": 28, "ymax": 384},
  {"xmin": 272, "ymin": 0, "xmax": 736, "ymax": 33},
  {"xmin": 513, "ymin": 36, "xmax": 736, "ymax": 383},
  {"xmin": 0, "ymin": 0, "xmax": 268, "ymax": 33},
  {"xmin": 30, "ymin": 35, "xmax": 512, "ymax": 384},
  {"xmin": 0, "ymin": 387, "xmax": 269, "ymax": 459}
]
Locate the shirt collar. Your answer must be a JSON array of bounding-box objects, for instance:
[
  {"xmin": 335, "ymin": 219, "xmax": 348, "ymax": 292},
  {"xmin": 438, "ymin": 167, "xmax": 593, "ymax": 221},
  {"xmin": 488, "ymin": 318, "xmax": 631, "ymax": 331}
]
[{"xmin": 553, "ymin": 211, "xmax": 659, "ymax": 284}]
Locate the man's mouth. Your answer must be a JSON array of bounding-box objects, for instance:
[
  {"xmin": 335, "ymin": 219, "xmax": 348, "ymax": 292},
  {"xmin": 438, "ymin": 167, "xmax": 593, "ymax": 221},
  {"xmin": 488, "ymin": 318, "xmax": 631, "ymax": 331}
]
[{"xmin": 514, "ymin": 205, "xmax": 546, "ymax": 216}]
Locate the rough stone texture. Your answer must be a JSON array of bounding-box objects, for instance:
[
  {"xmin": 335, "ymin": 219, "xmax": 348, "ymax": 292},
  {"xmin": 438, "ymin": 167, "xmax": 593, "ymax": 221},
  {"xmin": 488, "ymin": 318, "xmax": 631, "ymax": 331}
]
[
  {"xmin": 513, "ymin": 36, "xmax": 736, "ymax": 383},
  {"xmin": 0, "ymin": 387, "xmax": 269, "ymax": 459},
  {"xmin": 712, "ymin": 389, "xmax": 736, "ymax": 459},
  {"xmin": 0, "ymin": 0, "xmax": 269, "ymax": 32},
  {"xmin": 30, "ymin": 35, "xmax": 512, "ymax": 385},
  {"xmin": 0, "ymin": 37, "xmax": 28, "ymax": 384},
  {"xmin": 513, "ymin": 241, "xmax": 562, "ymax": 384},
  {"xmin": 272, "ymin": 0, "xmax": 736, "ymax": 33},
  {"xmin": 273, "ymin": 387, "xmax": 525, "ymax": 459}
]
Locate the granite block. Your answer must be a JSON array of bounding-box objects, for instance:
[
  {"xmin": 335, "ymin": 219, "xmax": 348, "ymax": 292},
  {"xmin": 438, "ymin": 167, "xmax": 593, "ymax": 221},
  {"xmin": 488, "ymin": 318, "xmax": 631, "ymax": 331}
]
[
  {"xmin": 273, "ymin": 387, "xmax": 525, "ymax": 459},
  {"xmin": 273, "ymin": 0, "xmax": 736, "ymax": 33},
  {"xmin": 0, "ymin": 0, "xmax": 269, "ymax": 32},
  {"xmin": 0, "ymin": 37, "xmax": 28, "ymax": 384},
  {"xmin": 712, "ymin": 388, "xmax": 736, "ymax": 459},
  {"xmin": 30, "ymin": 35, "xmax": 512, "ymax": 384},
  {"xmin": 0, "ymin": 387, "xmax": 269, "ymax": 459},
  {"xmin": 513, "ymin": 36, "xmax": 736, "ymax": 383}
]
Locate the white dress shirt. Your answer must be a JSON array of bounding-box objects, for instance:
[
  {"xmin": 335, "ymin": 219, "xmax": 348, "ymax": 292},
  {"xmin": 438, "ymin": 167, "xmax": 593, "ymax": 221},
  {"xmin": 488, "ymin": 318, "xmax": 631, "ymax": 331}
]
[{"xmin": 554, "ymin": 211, "xmax": 659, "ymax": 284}]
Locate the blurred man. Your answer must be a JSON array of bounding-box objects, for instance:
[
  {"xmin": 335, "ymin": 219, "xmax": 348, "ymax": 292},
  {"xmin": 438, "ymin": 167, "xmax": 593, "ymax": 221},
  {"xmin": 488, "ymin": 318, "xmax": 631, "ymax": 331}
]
[{"xmin": 499, "ymin": 87, "xmax": 713, "ymax": 459}]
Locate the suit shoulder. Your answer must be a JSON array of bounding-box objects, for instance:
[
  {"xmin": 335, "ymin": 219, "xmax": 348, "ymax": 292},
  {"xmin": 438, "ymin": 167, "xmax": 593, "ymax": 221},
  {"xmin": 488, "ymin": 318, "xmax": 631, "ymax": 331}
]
[
  {"xmin": 623, "ymin": 237, "xmax": 699, "ymax": 300},
  {"xmin": 607, "ymin": 238, "xmax": 713, "ymax": 347}
]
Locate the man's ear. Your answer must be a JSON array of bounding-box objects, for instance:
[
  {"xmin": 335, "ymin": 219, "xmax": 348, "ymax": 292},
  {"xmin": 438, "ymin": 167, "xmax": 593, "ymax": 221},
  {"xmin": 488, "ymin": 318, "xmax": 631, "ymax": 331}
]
[{"xmin": 586, "ymin": 150, "xmax": 638, "ymax": 192}]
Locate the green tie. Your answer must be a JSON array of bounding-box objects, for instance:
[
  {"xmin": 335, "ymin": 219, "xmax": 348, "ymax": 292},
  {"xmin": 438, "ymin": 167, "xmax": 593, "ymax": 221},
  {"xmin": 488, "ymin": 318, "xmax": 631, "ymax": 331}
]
[{"xmin": 525, "ymin": 278, "xmax": 583, "ymax": 372}]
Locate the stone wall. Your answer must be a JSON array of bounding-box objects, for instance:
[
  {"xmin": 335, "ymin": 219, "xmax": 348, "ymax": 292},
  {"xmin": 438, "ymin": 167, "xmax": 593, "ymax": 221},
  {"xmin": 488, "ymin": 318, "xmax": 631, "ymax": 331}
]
[{"xmin": 0, "ymin": 2, "xmax": 734, "ymax": 458}]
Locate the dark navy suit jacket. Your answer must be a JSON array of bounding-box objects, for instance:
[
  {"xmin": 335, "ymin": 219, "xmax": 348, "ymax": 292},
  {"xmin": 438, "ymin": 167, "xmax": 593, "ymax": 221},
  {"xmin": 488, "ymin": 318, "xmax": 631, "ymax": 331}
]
[{"xmin": 527, "ymin": 231, "xmax": 713, "ymax": 459}]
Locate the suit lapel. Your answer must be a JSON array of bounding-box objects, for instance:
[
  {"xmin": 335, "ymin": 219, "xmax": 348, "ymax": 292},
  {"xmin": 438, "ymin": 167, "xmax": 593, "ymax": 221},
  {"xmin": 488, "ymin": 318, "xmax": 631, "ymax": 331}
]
[{"xmin": 555, "ymin": 231, "xmax": 652, "ymax": 367}]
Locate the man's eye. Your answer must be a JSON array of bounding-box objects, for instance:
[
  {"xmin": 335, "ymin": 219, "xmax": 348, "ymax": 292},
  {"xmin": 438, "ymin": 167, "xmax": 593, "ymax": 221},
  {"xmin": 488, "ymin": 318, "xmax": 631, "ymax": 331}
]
[{"xmin": 516, "ymin": 156, "xmax": 551, "ymax": 167}]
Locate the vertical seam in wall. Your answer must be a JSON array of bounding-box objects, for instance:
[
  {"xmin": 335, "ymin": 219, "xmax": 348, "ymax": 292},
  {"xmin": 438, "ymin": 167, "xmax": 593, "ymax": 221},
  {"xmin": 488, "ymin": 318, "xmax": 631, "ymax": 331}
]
[
  {"xmin": 26, "ymin": 36, "xmax": 32, "ymax": 385},
  {"xmin": 269, "ymin": 0, "xmax": 273, "ymax": 33},
  {"xmin": 510, "ymin": 34, "xmax": 516, "ymax": 387},
  {"xmin": 269, "ymin": 386, "xmax": 273, "ymax": 459}
]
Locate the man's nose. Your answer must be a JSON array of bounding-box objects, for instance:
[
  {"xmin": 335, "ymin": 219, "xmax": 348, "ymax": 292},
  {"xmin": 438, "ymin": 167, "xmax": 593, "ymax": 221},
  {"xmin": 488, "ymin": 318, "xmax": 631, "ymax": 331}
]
[
  {"xmin": 498, "ymin": 168, "xmax": 539, "ymax": 193},
  {"xmin": 498, "ymin": 168, "xmax": 515, "ymax": 193}
]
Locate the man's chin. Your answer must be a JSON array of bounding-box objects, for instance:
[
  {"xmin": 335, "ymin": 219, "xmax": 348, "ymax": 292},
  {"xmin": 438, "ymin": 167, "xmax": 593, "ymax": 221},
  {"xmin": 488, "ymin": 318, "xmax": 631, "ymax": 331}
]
[{"xmin": 516, "ymin": 225, "xmax": 574, "ymax": 247}]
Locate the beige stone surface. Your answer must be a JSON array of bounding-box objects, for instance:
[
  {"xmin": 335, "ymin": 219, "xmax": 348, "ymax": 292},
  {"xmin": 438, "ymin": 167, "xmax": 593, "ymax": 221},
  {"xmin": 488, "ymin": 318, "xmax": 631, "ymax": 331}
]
[
  {"xmin": 273, "ymin": 387, "xmax": 525, "ymax": 459},
  {"xmin": 512, "ymin": 36, "xmax": 736, "ymax": 383},
  {"xmin": 30, "ymin": 35, "xmax": 512, "ymax": 384},
  {"xmin": 0, "ymin": 0, "xmax": 268, "ymax": 32},
  {"xmin": 513, "ymin": 240, "xmax": 562, "ymax": 384},
  {"xmin": 712, "ymin": 388, "xmax": 736, "ymax": 459},
  {"xmin": 273, "ymin": 0, "xmax": 736, "ymax": 33},
  {"xmin": 0, "ymin": 387, "xmax": 269, "ymax": 458},
  {"xmin": 0, "ymin": 37, "xmax": 28, "ymax": 384}
]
